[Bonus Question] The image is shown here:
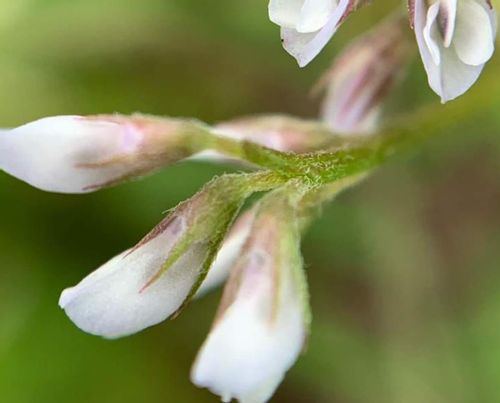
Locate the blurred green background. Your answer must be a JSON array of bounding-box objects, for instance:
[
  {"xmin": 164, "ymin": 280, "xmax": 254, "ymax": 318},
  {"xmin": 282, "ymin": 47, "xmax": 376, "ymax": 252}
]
[{"xmin": 1, "ymin": 0, "xmax": 500, "ymax": 402}]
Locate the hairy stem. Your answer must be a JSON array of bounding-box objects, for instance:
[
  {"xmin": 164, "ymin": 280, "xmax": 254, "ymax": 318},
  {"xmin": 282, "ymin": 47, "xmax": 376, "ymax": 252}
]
[{"xmin": 199, "ymin": 69, "xmax": 499, "ymax": 187}]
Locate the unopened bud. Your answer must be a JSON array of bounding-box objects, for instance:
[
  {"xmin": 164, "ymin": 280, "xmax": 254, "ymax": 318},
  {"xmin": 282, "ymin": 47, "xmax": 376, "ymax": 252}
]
[
  {"xmin": 191, "ymin": 194, "xmax": 309, "ymax": 402},
  {"xmin": 214, "ymin": 115, "xmax": 334, "ymax": 153},
  {"xmin": 316, "ymin": 16, "xmax": 412, "ymax": 135},
  {"xmin": 0, "ymin": 114, "xmax": 207, "ymax": 193},
  {"xmin": 59, "ymin": 176, "xmax": 246, "ymax": 339}
]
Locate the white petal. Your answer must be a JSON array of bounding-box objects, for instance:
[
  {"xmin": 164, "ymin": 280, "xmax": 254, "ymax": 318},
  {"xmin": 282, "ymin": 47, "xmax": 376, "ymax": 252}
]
[
  {"xmin": 414, "ymin": 0, "xmax": 446, "ymax": 98},
  {"xmin": 191, "ymin": 297, "xmax": 304, "ymax": 403},
  {"xmin": 438, "ymin": 46, "xmax": 484, "ymax": 102},
  {"xmin": 281, "ymin": 0, "xmax": 350, "ymax": 67},
  {"xmin": 0, "ymin": 116, "xmax": 142, "ymax": 193},
  {"xmin": 439, "ymin": 0, "xmax": 458, "ymax": 47},
  {"xmin": 59, "ymin": 216, "xmax": 207, "ymax": 339},
  {"xmin": 415, "ymin": 0, "xmax": 495, "ymax": 101},
  {"xmin": 453, "ymin": 0, "xmax": 495, "ymax": 65},
  {"xmin": 296, "ymin": 0, "xmax": 336, "ymax": 33},
  {"xmin": 268, "ymin": 0, "xmax": 305, "ymax": 28},
  {"xmin": 191, "ymin": 211, "xmax": 308, "ymax": 402},
  {"xmin": 423, "ymin": 3, "xmax": 443, "ymax": 65}
]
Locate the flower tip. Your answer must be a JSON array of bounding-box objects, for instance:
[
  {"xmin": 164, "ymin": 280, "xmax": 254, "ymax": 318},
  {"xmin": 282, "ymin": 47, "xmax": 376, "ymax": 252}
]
[
  {"xmin": 297, "ymin": 58, "xmax": 310, "ymax": 68},
  {"xmin": 58, "ymin": 287, "xmax": 75, "ymax": 309},
  {"xmin": 439, "ymin": 87, "xmax": 462, "ymax": 104},
  {"xmin": 0, "ymin": 115, "xmax": 140, "ymax": 193}
]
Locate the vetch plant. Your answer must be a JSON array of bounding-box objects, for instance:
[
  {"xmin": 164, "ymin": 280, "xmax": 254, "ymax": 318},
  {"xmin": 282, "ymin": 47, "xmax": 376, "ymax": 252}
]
[{"xmin": 1, "ymin": 2, "xmax": 498, "ymax": 403}]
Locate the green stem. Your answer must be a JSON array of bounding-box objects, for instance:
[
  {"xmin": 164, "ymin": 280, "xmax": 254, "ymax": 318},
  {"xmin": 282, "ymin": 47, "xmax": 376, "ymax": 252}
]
[{"xmin": 198, "ymin": 69, "xmax": 500, "ymax": 187}]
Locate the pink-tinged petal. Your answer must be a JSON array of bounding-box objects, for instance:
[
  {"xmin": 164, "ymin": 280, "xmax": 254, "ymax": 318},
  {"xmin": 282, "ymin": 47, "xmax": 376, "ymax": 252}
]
[
  {"xmin": 408, "ymin": 0, "xmax": 416, "ymax": 28},
  {"xmin": 212, "ymin": 115, "xmax": 333, "ymax": 153},
  {"xmin": 319, "ymin": 16, "xmax": 411, "ymax": 134},
  {"xmin": 439, "ymin": 0, "xmax": 458, "ymax": 47}
]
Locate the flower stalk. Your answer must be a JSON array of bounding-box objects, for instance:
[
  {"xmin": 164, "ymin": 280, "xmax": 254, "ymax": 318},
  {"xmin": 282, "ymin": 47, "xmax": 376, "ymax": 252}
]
[{"xmin": 198, "ymin": 65, "xmax": 500, "ymax": 187}]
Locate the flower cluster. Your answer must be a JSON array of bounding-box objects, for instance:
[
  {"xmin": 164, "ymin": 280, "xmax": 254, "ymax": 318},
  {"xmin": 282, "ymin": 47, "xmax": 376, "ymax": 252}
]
[
  {"xmin": 270, "ymin": 0, "xmax": 496, "ymax": 102},
  {"xmin": 0, "ymin": 2, "xmax": 497, "ymax": 402},
  {"xmin": 0, "ymin": 111, "xmax": 360, "ymax": 402}
]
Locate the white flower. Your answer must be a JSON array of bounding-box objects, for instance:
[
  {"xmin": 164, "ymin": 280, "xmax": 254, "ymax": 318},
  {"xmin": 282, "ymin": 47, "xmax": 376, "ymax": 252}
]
[
  {"xmin": 269, "ymin": 0, "xmax": 367, "ymax": 67},
  {"xmin": 59, "ymin": 213, "xmax": 207, "ymax": 339},
  {"xmin": 191, "ymin": 202, "xmax": 309, "ymax": 403},
  {"xmin": 59, "ymin": 179, "xmax": 244, "ymax": 339},
  {"xmin": 317, "ymin": 16, "xmax": 411, "ymax": 134},
  {"xmin": 0, "ymin": 114, "xmax": 203, "ymax": 193},
  {"xmin": 410, "ymin": 0, "xmax": 497, "ymax": 102}
]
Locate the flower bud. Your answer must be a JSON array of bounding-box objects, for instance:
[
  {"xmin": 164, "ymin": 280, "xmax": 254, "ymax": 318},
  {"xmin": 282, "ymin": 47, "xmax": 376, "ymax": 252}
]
[
  {"xmin": 410, "ymin": 0, "xmax": 496, "ymax": 102},
  {"xmin": 214, "ymin": 115, "xmax": 334, "ymax": 153},
  {"xmin": 191, "ymin": 196, "xmax": 309, "ymax": 402},
  {"xmin": 0, "ymin": 114, "xmax": 207, "ymax": 193},
  {"xmin": 59, "ymin": 177, "xmax": 245, "ymax": 339},
  {"xmin": 269, "ymin": 0, "xmax": 369, "ymax": 67},
  {"xmin": 316, "ymin": 16, "xmax": 412, "ymax": 135}
]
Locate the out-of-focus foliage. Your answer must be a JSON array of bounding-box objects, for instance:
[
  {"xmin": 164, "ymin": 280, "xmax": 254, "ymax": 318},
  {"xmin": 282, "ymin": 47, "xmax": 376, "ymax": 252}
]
[{"xmin": 0, "ymin": 0, "xmax": 499, "ymax": 402}]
